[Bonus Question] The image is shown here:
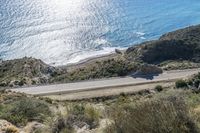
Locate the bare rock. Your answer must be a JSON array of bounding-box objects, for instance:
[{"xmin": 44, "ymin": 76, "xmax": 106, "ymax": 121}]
[
  {"xmin": 0, "ymin": 119, "xmax": 19, "ymax": 133},
  {"xmin": 23, "ymin": 121, "xmax": 48, "ymax": 133},
  {"xmin": 115, "ymin": 49, "xmax": 123, "ymax": 55}
]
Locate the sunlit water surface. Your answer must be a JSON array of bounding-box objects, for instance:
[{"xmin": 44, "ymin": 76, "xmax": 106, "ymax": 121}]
[{"xmin": 1, "ymin": 0, "xmax": 200, "ymax": 65}]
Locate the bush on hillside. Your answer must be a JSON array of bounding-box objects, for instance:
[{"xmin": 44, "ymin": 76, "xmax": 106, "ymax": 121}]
[
  {"xmin": 155, "ymin": 85, "xmax": 163, "ymax": 92},
  {"xmin": 0, "ymin": 98, "xmax": 51, "ymax": 126},
  {"xmin": 176, "ymin": 80, "xmax": 188, "ymax": 88}
]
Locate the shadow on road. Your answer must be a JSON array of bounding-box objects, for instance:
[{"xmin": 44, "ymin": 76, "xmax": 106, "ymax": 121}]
[{"xmin": 130, "ymin": 73, "xmax": 160, "ymax": 80}]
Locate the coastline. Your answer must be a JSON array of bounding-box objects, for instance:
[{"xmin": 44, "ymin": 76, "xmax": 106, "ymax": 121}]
[
  {"xmin": 61, "ymin": 50, "xmax": 125, "ymax": 71},
  {"xmin": 1, "ymin": 24, "xmax": 200, "ymax": 88}
]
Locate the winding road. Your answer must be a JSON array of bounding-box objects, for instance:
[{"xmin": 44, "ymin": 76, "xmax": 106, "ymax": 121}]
[{"xmin": 10, "ymin": 68, "xmax": 200, "ymax": 96}]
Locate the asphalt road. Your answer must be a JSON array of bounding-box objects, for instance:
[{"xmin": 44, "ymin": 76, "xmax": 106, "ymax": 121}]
[{"xmin": 10, "ymin": 68, "xmax": 200, "ymax": 96}]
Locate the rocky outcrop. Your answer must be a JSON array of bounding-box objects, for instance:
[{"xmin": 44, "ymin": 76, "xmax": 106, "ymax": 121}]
[{"xmin": 0, "ymin": 119, "xmax": 19, "ymax": 133}]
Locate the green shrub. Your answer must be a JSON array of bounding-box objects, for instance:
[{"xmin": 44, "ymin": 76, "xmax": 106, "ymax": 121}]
[
  {"xmin": 155, "ymin": 85, "xmax": 163, "ymax": 92},
  {"xmin": 176, "ymin": 80, "xmax": 188, "ymax": 88}
]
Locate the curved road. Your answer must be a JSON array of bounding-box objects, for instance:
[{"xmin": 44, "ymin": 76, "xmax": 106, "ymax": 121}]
[{"xmin": 10, "ymin": 68, "xmax": 200, "ymax": 96}]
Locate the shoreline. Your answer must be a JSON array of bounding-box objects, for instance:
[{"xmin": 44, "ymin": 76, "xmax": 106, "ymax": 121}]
[
  {"xmin": 60, "ymin": 49, "xmax": 126, "ymax": 71},
  {"xmin": 63, "ymin": 52, "xmax": 116, "ymax": 67},
  {"xmin": 1, "ymin": 49, "xmax": 125, "ymax": 70}
]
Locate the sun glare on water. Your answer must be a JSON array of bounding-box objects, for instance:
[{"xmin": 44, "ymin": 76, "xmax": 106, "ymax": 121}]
[
  {"xmin": 1, "ymin": 0, "xmax": 200, "ymax": 66},
  {"xmin": 44, "ymin": 0, "xmax": 86, "ymax": 14}
]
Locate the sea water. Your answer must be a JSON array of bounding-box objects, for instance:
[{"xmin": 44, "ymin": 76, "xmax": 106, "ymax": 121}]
[{"xmin": 0, "ymin": 0, "xmax": 200, "ymax": 66}]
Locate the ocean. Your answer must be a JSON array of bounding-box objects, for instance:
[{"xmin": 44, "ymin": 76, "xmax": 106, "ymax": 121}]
[{"xmin": 1, "ymin": 0, "xmax": 200, "ymax": 66}]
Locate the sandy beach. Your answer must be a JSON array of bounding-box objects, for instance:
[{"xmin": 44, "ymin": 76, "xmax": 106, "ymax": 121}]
[{"xmin": 62, "ymin": 51, "xmax": 123, "ymax": 71}]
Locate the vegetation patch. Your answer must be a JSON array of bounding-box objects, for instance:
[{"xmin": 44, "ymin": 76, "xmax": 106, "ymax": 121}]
[
  {"xmin": 105, "ymin": 96, "xmax": 199, "ymax": 133},
  {"xmin": 0, "ymin": 92, "xmax": 51, "ymax": 126},
  {"xmin": 51, "ymin": 57, "xmax": 139, "ymax": 83},
  {"xmin": 154, "ymin": 85, "xmax": 163, "ymax": 92},
  {"xmin": 159, "ymin": 60, "xmax": 200, "ymax": 70},
  {"xmin": 176, "ymin": 79, "xmax": 188, "ymax": 88},
  {"xmin": 174, "ymin": 73, "xmax": 200, "ymax": 91},
  {"xmin": 52, "ymin": 104, "xmax": 100, "ymax": 133}
]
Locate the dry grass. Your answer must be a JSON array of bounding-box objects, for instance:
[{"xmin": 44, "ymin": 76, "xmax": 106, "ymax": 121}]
[{"xmin": 104, "ymin": 94, "xmax": 199, "ymax": 133}]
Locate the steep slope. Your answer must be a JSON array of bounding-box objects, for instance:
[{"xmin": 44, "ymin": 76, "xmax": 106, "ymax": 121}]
[{"xmin": 125, "ymin": 25, "xmax": 200, "ymax": 64}]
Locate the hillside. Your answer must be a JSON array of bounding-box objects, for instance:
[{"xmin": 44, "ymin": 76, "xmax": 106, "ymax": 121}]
[
  {"xmin": 1, "ymin": 73, "xmax": 200, "ymax": 133},
  {"xmin": 1, "ymin": 24, "xmax": 200, "ymax": 133},
  {"xmin": 126, "ymin": 25, "xmax": 200, "ymax": 64},
  {"xmin": 0, "ymin": 57, "xmax": 64, "ymax": 87}
]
